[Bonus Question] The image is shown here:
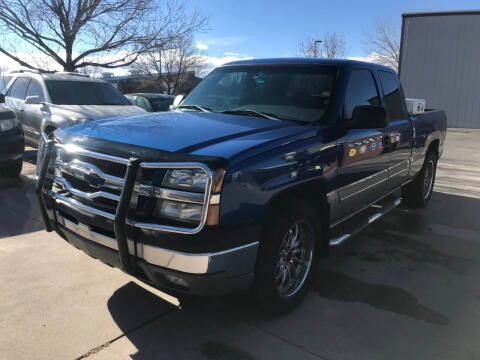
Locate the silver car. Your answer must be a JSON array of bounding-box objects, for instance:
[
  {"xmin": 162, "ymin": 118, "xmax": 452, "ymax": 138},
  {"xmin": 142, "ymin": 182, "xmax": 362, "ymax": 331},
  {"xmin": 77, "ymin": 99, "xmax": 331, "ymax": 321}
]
[{"xmin": 2, "ymin": 71, "xmax": 146, "ymax": 147}]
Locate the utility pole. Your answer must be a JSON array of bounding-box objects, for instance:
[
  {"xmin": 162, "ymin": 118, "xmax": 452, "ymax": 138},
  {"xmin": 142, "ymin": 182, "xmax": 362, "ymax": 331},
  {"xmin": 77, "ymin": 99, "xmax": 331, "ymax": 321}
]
[{"xmin": 314, "ymin": 40, "xmax": 322, "ymax": 58}]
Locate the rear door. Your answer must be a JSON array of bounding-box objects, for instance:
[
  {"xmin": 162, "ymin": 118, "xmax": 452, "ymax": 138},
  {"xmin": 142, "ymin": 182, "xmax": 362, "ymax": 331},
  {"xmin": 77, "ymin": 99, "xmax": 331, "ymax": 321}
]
[
  {"xmin": 23, "ymin": 78, "xmax": 46, "ymax": 142},
  {"xmin": 377, "ymin": 70, "xmax": 412, "ymax": 189},
  {"xmin": 333, "ymin": 68, "xmax": 391, "ymax": 221}
]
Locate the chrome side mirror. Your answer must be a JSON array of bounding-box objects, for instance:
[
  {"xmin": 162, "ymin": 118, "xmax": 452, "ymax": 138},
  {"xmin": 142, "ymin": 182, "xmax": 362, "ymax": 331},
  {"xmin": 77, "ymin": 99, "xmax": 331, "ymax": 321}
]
[{"xmin": 25, "ymin": 95, "xmax": 42, "ymax": 105}]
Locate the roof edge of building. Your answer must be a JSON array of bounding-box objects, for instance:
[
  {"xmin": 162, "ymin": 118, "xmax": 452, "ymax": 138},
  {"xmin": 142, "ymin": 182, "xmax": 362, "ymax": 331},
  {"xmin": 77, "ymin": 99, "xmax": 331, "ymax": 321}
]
[{"xmin": 403, "ymin": 10, "xmax": 480, "ymax": 18}]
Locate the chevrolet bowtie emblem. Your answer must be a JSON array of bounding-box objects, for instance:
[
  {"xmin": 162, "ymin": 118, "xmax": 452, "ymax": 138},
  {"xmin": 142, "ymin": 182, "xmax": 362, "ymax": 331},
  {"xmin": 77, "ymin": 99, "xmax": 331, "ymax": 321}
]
[{"xmin": 69, "ymin": 164, "xmax": 105, "ymax": 188}]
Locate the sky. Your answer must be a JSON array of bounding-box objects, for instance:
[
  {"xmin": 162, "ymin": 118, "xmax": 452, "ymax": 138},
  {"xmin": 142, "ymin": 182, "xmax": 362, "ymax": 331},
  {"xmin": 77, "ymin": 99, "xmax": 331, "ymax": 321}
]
[
  {"xmin": 1, "ymin": 0, "xmax": 480, "ymax": 74},
  {"xmin": 190, "ymin": 0, "xmax": 480, "ymax": 64}
]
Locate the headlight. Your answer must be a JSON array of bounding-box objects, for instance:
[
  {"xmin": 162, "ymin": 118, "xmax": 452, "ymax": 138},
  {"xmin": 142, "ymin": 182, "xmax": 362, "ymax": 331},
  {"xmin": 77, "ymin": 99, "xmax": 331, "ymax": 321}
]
[
  {"xmin": 0, "ymin": 117, "xmax": 19, "ymax": 132},
  {"xmin": 154, "ymin": 199, "xmax": 202, "ymax": 223},
  {"xmin": 162, "ymin": 169, "xmax": 208, "ymax": 192}
]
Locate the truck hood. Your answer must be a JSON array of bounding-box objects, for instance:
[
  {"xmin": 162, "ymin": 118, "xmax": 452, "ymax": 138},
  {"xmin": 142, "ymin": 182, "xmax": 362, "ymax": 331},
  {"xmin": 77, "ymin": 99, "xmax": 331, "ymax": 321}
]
[
  {"xmin": 63, "ymin": 112, "xmax": 313, "ymax": 164},
  {"xmin": 49, "ymin": 104, "xmax": 146, "ymax": 120}
]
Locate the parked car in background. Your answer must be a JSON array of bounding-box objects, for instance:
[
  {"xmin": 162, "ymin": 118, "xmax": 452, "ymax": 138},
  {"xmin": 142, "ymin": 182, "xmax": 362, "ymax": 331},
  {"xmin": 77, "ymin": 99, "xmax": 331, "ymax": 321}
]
[
  {"xmin": 125, "ymin": 93, "xmax": 175, "ymax": 112},
  {"xmin": 1, "ymin": 71, "xmax": 146, "ymax": 147},
  {"xmin": 0, "ymin": 104, "xmax": 24, "ymax": 177},
  {"xmin": 36, "ymin": 59, "xmax": 446, "ymax": 313},
  {"xmin": 0, "ymin": 74, "xmax": 14, "ymax": 95}
]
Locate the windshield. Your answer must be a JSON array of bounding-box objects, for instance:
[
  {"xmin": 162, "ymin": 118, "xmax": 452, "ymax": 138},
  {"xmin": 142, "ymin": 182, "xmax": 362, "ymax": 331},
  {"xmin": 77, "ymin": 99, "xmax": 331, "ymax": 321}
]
[
  {"xmin": 45, "ymin": 80, "xmax": 131, "ymax": 106},
  {"xmin": 182, "ymin": 65, "xmax": 337, "ymax": 123},
  {"xmin": 151, "ymin": 97, "xmax": 174, "ymax": 112}
]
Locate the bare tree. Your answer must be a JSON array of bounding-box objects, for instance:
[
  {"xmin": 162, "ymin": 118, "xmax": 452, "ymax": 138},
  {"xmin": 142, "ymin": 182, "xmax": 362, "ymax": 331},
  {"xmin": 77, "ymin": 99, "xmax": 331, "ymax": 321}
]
[
  {"xmin": 364, "ymin": 18, "xmax": 400, "ymax": 70},
  {"xmin": 298, "ymin": 32, "xmax": 347, "ymax": 59},
  {"xmin": 0, "ymin": 0, "xmax": 207, "ymax": 72},
  {"xmin": 134, "ymin": 35, "xmax": 206, "ymax": 95}
]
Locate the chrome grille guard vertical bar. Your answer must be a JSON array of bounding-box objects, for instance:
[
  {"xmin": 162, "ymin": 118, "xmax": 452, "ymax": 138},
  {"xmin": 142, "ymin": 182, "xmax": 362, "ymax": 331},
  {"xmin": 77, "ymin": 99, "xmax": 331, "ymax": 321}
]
[
  {"xmin": 114, "ymin": 158, "xmax": 140, "ymax": 272},
  {"xmin": 35, "ymin": 140, "xmax": 55, "ymax": 232}
]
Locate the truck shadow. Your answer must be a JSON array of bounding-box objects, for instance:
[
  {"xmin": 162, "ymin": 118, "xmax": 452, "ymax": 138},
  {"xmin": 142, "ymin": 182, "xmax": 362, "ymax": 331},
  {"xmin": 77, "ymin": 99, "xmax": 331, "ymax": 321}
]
[
  {"xmin": 105, "ymin": 191, "xmax": 480, "ymax": 359},
  {"xmin": 107, "ymin": 282, "xmax": 259, "ymax": 360}
]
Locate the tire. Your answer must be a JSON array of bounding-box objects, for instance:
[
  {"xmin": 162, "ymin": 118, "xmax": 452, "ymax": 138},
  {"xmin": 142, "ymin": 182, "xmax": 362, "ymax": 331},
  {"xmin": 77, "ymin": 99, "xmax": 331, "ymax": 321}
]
[
  {"xmin": 253, "ymin": 199, "xmax": 322, "ymax": 314},
  {"xmin": 0, "ymin": 158, "xmax": 23, "ymax": 177},
  {"xmin": 402, "ymin": 150, "xmax": 437, "ymax": 208}
]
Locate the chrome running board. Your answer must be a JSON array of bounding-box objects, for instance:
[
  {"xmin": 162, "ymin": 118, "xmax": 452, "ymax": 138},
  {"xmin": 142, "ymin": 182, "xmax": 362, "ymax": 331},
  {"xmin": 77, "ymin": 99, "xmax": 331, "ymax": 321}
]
[{"xmin": 329, "ymin": 195, "xmax": 402, "ymax": 246}]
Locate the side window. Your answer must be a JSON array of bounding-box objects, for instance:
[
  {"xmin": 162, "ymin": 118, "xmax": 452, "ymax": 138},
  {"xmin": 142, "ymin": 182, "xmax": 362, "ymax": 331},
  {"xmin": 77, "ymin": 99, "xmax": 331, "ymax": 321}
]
[
  {"xmin": 135, "ymin": 96, "xmax": 152, "ymax": 111},
  {"xmin": 378, "ymin": 71, "xmax": 406, "ymax": 121},
  {"xmin": 8, "ymin": 77, "xmax": 30, "ymax": 100},
  {"xmin": 343, "ymin": 69, "xmax": 380, "ymax": 120},
  {"xmin": 25, "ymin": 79, "xmax": 45, "ymax": 102}
]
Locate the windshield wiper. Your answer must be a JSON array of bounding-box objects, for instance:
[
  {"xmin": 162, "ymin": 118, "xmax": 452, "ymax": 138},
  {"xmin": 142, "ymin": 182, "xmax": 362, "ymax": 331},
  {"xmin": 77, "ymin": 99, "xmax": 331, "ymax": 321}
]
[
  {"xmin": 177, "ymin": 104, "xmax": 211, "ymax": 112},
  {"xmin": 220, "ymin": 109, "xmax": 281, "ymax": 120}
]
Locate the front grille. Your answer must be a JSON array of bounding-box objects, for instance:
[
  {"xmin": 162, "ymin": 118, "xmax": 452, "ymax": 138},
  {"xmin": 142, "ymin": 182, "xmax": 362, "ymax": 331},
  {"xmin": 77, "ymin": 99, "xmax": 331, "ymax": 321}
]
[
  {"xmin": 63, "ymin": 153, "xmax": 127, "ymax": 178},
  {"xmin": 47, "ymin": 143, "xmax": 214, "ymax": 235}
]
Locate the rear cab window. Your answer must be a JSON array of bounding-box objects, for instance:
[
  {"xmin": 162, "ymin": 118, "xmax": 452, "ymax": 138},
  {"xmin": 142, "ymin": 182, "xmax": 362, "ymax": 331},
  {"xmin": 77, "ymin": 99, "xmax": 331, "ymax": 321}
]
[{"xmin": 378, "ymin": 71, "xmax": 407, "ymax": 121}]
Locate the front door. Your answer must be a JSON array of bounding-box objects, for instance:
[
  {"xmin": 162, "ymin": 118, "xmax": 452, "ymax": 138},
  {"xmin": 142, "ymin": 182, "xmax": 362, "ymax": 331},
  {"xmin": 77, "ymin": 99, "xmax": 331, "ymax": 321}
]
[
  {"xmin": 23, "ymin": 78, "xmax": 46, "ymax": 143},
  {"xmin": 333, "ymin": 69, "xmax": 391, "ymax": 222}
]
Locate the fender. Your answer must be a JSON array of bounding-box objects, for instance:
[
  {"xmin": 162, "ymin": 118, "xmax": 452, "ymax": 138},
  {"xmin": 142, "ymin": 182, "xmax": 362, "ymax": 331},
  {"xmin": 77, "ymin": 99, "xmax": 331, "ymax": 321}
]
[{"xmin": 219, "ymin": 135, "xmax": 338, "ymax": 226}]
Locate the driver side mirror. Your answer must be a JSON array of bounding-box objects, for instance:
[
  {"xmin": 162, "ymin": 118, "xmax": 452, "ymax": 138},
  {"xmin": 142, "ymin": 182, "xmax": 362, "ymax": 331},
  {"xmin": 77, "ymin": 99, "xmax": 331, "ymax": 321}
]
[
  {"xmin": 0, "ymin": 94, "xmax": 5, "ymax": 104},
  {"xmin": 25, "ymin": 95, "xmax": 42, "ymax": 105},
  {"xmin": 170, "ymin": 94, "xmax": 184, "ymax": 110},
  {"xmin": 348, "ymin": 106, "xmax": 388, "ymax": 129}
]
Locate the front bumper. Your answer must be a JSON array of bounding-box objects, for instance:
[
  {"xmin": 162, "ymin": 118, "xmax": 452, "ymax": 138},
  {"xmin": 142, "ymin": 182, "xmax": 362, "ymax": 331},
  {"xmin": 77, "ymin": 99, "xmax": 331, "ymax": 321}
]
[
  {"xmin": 36, "ymin": 142, "xmax": 260, "ymax": 295},
  {"xmin": 56, "ymin": 217, "xmax": 258, "ymax": 295},
  {"xmin": 0, "ymin": 125, "xmax": 24, "ymax": 164}
]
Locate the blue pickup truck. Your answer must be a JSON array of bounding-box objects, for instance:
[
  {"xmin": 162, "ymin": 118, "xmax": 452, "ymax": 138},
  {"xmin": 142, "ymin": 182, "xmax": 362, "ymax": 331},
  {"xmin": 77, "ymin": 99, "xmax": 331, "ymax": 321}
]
[{"xmin": 36, "ymin": 59, "xmax": 446, "ymax": 313}]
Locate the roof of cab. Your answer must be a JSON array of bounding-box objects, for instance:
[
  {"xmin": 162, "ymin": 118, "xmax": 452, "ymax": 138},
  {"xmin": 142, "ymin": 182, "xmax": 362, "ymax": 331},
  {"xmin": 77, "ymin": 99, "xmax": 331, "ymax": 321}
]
[{"xmin": 222, "ymin": 57, "xmax": 395, "ymax": 72}]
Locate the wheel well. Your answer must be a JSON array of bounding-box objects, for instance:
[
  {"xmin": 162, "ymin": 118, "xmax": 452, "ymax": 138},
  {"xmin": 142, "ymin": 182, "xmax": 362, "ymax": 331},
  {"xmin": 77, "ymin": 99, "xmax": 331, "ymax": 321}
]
[{"xmin": 265, "ymin": 181, "xmax": 330, "ymax": 256}]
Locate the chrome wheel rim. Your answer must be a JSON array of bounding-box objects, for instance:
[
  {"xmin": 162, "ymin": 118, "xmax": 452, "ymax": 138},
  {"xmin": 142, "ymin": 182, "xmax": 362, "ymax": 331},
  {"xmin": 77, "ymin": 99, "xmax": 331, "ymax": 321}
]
[
  {"xmin": 274, "ymin": 219, "xmax": 314, "ymax": 298},
  {"xmin": 423, "ymin": 160, "xmax": 434, "ymax": 200}
]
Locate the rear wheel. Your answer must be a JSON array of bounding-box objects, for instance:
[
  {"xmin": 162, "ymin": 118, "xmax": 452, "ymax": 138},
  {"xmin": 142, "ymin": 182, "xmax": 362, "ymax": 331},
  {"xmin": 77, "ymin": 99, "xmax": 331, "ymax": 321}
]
[
  {"xmin": 402, "ymin": 150, "xmax": 437, "ymax": 208},
  {"xmin": 253, "ymin": 199, "xmax": 321, "ymax": 314}
]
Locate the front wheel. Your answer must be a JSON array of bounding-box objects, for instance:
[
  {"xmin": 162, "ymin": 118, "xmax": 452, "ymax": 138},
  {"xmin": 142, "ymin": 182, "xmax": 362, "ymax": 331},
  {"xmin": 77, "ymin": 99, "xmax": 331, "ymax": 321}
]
[
  {"xmin": 253, "ymin": 199, "xmax": 321, "ymax": 314},
  {"xmin": 402, "ymin": 150, "xmax": 437, "ymax": 208}
]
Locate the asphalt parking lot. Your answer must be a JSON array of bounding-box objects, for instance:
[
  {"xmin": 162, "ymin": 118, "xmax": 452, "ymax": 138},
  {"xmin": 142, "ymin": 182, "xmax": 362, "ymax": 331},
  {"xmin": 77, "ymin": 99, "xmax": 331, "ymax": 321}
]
[{"xmin": 1, "ymin": 129, "xmax": 480, "ymax": 360}]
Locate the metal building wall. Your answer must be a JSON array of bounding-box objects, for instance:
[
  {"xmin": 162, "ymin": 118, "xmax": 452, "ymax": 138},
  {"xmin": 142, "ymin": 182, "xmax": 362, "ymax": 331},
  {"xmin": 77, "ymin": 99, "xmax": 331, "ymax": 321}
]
[{"xmin": 400, "ymin": 12, "xmax": 480, "ymax": 128}]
